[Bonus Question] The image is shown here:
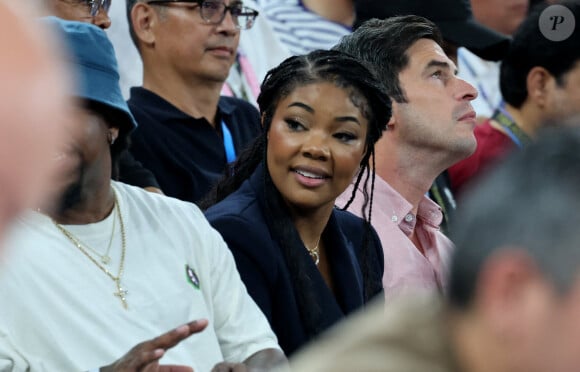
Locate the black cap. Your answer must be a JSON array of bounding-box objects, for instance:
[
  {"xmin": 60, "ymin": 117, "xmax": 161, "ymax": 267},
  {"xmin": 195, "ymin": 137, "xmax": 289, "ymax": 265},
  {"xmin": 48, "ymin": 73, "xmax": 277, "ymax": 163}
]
[{"xmin": 354, "ymin": 0, "xmax": 511, "ymax": 61}]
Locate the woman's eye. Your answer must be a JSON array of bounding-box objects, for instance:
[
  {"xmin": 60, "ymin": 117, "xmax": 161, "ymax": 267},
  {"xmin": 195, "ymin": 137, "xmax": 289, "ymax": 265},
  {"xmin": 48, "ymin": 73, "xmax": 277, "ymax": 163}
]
[
  {"xmin": 285, "ymin": 119, "xmax": 305, "ymax": 131},
  {"xmin": 334, "ymin": 132, "xmax": 357, "ymax": 142}
]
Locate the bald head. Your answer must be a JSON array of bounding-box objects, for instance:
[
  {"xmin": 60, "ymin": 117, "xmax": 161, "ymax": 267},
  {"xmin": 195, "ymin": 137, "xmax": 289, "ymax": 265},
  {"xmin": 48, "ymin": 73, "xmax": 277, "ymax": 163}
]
[{"xmin": 0, "ymin": 2, "xmax": 74, "ymax": 242}]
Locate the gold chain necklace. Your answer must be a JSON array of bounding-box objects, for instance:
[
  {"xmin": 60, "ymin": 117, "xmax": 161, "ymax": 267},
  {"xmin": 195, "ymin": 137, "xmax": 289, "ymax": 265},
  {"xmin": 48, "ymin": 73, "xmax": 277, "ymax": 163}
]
[
  {"xmin": 74, "ymin": 205, "xmax": 116, "ymax": 265},
  {"xmin": 53, "ymin": 190, "xmax": 128, "ymax": 309},
  {"xmin": 306, "ymin": 237, "xmax": 321, "ymax": 266}
]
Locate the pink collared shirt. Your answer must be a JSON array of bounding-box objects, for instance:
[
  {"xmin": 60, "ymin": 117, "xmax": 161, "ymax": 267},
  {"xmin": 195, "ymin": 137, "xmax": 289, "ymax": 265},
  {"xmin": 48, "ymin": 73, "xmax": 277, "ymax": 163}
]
[{"xmin": 337, "ymin": 176, "xmax": 453, "ymax": 302}]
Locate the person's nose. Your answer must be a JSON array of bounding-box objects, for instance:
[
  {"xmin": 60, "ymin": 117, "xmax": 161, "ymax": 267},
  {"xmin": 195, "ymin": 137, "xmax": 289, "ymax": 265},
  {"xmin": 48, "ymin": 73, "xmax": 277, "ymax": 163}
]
[
  {"xmin": 455, "ymin": 77, "xmax": 478, "ymax": 101},
  {"xmin": 216, "ymin": 8, "xmax": 239, "ymax": 35},
  {"xmin": 92, "ymin": 10, "xmax": 111, "ymax": 30},
  {"xmin": 301, "ymin": 131, "xmax": 330, "ymax": 161}
]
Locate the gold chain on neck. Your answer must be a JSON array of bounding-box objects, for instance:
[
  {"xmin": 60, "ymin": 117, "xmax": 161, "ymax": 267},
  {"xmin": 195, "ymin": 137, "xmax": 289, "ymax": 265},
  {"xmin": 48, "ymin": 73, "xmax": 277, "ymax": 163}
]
[
  {"xmin": 73, "ymin": 204, "xmax": 116, "ymax": 265},
  {"xmin": 53, "ymin": 189, "xmax": 128, "ymax": 309},
  {"xmin": 306, "ymin": 237, "xmax": 321, "ymax": 266}
]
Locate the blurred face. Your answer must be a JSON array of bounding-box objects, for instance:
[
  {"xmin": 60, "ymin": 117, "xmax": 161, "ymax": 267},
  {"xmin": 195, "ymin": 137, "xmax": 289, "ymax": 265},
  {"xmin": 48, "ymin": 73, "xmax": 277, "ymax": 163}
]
[
  {"xmin": 512, "ymin": 275, "xmax": 580, "ymax": 372},
  {"xmin": 149, "ymin": 0, "xmax": 240, "ymax": 83},
  {"xmin": 392, "ymin": 38, "xmax": 478, "ymax": 161},
  {"xmin": 55, "ymin": 104, "xmax": 118, "ymax": 213},
  {"xmin": 266, "ymin": 82, "xmax": 368, "ymax": 213},
  {"xmin": 547, "ymin": 278, "xmax": 580, "ymax": 372},
  {"xmin": 470, "ymin": 0, "xmax": 529, "ymax": 35},
  {"xmin": 49, "ymin": 0, "xmax": 112, "ymax": 29},
  {"xmin": 545, "ymin": 61, "xmax": 580, "ymax": 123},
  {"xmin": 0, "ymin": 2, "xmax": 76, "ymax": 242}
]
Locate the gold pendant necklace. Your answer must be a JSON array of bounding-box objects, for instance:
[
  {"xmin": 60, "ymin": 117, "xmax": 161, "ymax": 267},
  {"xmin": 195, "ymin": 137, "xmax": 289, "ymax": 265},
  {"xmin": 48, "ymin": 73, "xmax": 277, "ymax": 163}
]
[
  {"xmin": 53, "ymin": 189, "xmax": 128, "ymax": 309},
  {"xmin": 306, "ymin": 237, "xmax": 321, "ymax": 266}
]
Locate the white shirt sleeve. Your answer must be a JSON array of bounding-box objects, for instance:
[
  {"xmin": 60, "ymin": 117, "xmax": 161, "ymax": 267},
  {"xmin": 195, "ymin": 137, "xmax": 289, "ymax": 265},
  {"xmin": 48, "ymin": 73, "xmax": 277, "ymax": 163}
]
[
  {"xmin": 201, "ymin": 217, "xmax": 281, "ymax": 363},
  {"xmin": 0, "ymin": 330, "xmax": 29, "ymax": 372}
]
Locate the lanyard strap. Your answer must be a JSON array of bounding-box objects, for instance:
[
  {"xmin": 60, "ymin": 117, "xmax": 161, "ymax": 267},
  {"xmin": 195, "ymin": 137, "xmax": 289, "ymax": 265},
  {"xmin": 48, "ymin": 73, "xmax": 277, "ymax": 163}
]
[
  {"xmin": 221, "ymin": 120, "xmax": 236, "ymax": 163},
  {"xmin": 491, "ymin": 108, "xmax": 532, "ymax": 148}
]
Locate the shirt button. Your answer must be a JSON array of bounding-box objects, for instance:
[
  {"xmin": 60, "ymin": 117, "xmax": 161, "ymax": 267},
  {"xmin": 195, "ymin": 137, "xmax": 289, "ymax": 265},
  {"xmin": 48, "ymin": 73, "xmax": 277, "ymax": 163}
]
[
  {"xmin": 404, "ymin": 214, "xmax": 414, "ymax": 222},
  {"xmin": 391, "ymin": 215, "xmax": 398, "ymax": 223}
]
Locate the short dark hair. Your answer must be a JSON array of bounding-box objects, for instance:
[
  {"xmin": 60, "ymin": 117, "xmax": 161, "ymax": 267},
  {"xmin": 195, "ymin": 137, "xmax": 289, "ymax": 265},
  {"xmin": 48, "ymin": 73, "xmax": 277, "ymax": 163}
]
[
  {"xmin": 449, "ymin": 124, "xmax": 580, "ymax": 309},
  {"xmin": 500, "ymin": 0, "xmax": 580, "ymax": 108},
  {"xmin": 333, "ymin": 15, "xmax": 443, "ymax": 103}
]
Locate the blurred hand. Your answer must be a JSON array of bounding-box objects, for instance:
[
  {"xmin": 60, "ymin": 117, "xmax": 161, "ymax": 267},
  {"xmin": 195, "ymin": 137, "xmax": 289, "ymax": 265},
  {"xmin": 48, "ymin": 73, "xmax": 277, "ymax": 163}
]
[
  {"xmin": 211, "ymin": 362, "xmax": 248, "ymax": 372},
  {"xmin": 100, "ymin": 319, "xmax": 208, "ymax": 372}
]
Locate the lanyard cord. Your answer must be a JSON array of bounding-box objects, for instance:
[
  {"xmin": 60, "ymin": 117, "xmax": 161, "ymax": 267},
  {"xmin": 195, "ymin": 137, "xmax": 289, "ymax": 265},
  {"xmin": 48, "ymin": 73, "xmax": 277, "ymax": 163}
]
[
  {"xmin": 221, "ymin": 120, "xmax": 236, "ymax": 163},
  {"xmin": 491, "ymin": 108, "xmax": 532, "ymax": 148}
]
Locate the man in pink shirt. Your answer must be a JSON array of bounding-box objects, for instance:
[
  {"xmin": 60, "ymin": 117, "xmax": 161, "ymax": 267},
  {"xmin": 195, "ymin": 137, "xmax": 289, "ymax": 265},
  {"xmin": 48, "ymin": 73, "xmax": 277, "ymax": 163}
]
[{"xmin": 335, "ymin": 16, "xmax": 478, "ymax": 300}]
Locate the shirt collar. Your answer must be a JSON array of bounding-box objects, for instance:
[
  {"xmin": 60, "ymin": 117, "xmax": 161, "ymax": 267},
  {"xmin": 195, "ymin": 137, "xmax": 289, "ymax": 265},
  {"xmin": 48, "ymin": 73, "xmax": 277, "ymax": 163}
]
[
  {"xmin": 128, "ymin": 87, "xmax": 238, "ymax": 120},
  {"xmin": 367, "ymin": 176, "xmax": 444, "ymax": 235}
]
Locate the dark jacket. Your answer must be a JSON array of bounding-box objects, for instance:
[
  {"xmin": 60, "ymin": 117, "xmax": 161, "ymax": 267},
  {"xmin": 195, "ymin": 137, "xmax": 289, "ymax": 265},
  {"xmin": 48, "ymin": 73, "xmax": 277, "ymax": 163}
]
[{"xmin": 204, "ymin": 164, "xmax": 384, "ymax": 355}]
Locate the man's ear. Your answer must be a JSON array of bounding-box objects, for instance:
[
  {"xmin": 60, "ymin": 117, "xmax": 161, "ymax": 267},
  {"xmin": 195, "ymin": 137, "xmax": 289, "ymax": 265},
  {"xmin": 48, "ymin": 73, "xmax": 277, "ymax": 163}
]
[
  {"xmin": 526, "ymin": 66, "xmax": 553, "ymax": 108},
  {"xmin": 386, "ymin": 102, "xmax": 399, "ymax": 131},
  {"xmin": 475, "ymin": 249, "xmax": 549, "ymax": 338},
  {"xmin": 131, "ymin": 2, "xmax": 157, "ymax": 47},
  {"xmin": 108, "ymin": 127, "xmax": 120, "ymax": 145}
]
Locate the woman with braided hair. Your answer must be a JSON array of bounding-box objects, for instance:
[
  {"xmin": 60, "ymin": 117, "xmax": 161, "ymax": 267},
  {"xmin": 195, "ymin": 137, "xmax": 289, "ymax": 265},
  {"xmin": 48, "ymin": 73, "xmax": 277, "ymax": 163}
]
[{"xmin": 202, "ymin": 49, "xmax": 392, "ymax": 356}]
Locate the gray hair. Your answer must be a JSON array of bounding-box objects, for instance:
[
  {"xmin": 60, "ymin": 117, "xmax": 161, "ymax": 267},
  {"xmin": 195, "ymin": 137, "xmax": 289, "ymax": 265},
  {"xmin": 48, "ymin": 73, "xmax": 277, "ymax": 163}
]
[{"xmin": 449, "ymin": 125, "xmax": 580, "ymax": 308}]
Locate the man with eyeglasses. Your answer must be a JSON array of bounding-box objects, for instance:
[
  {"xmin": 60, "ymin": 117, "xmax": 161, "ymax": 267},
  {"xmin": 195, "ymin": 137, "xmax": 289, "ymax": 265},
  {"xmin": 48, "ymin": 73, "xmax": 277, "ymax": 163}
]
[
  {"xmin": 125, "ymin": 0, "xmax": 262, "ymax": 205},
  {"xmin": 0, "ymin": 16, "xmax": 286, "ymax": 372},
  {"xmin": 45, "ymin": 0, "xmax": 165, "ymax": 195},
  {"xmin": 46, "ymin": 0, "xmax": 112, "ymax": 28}
]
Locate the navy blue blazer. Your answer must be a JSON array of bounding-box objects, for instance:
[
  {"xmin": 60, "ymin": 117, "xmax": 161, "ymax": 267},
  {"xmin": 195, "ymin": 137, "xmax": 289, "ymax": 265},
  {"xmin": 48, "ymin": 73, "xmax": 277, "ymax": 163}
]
[{"xmin": 204, "ymin": 164, "xmax": 384, "ymax": 355}]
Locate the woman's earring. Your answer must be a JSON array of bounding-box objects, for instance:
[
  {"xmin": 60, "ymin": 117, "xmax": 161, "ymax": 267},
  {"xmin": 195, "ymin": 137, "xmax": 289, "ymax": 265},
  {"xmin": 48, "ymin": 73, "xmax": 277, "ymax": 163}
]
[{"xmin": 107, "ymin": 132, "xmax": 115, "ymax": 145}]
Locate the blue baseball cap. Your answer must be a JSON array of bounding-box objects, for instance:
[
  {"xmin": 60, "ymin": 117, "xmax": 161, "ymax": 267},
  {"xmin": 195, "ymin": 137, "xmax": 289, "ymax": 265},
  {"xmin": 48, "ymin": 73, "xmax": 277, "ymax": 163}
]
[{"xmin": 41, "ymin": 17, "xmax": 137, "ymax": 133}]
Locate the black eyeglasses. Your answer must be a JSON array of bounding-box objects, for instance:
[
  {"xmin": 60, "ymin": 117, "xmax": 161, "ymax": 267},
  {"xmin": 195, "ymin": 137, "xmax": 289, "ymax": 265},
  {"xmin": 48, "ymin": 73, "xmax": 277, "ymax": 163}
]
[
  {"xmin": 146, "ymin": 0, "xmax": 259, "ymax": 30},
  {"xmin": 84, "ymin": 0, "xmax": 111, "ymax": 17}
]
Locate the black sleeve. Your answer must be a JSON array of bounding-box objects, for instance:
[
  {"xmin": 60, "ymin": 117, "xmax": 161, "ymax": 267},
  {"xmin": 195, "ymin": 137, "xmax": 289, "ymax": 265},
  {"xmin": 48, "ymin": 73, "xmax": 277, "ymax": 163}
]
[{"xmin": 117, "ymin": 149, "xmax": 161, "ymax": 189}]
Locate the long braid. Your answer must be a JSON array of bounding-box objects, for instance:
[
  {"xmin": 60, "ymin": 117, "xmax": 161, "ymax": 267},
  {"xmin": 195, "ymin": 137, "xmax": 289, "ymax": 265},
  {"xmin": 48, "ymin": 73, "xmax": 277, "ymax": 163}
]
[{"xmin": 204, "ymin": 50, "xmax": 392, "ymax": 337}]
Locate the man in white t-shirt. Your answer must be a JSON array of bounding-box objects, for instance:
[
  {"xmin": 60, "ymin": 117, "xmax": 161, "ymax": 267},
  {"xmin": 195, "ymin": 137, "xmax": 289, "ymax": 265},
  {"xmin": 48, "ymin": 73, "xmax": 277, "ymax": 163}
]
[{"xmin": 0, "ymin": 17, "xmax": 285, "ymax": 372}]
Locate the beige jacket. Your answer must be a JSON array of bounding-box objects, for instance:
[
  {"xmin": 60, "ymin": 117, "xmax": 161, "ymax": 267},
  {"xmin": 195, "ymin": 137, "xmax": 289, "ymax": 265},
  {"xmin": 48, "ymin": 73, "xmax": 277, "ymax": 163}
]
[{"xmin": 289, "ymin": 295, "xmax": 459, "ymax": 372}]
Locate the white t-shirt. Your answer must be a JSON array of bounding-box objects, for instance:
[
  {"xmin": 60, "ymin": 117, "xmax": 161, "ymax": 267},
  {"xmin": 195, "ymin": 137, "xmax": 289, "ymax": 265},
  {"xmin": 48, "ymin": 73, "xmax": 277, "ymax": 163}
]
[{"xmin": 0, "ymin": 181, "xmax": 279, "ymax": 372}]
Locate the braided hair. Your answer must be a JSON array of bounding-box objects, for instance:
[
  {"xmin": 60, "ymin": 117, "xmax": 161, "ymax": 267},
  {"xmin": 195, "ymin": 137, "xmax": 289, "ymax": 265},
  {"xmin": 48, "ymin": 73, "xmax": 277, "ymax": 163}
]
[{"xmin": 201, "ymin": 49, "xmax": 391, "ymax": 338}]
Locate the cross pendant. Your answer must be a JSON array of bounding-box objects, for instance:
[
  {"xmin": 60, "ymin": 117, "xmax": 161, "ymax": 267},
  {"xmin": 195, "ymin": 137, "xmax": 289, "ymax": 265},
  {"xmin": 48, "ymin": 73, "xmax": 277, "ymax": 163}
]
[{"xmin": 113, "ymin": 281, "xmax": 128, "ymax": 310}]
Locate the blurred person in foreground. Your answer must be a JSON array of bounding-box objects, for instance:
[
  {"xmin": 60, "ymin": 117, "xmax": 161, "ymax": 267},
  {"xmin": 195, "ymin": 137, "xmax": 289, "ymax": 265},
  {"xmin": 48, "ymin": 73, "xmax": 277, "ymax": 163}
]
[
  {"xmin": 0, "ymin": 18, "xmax": 285, "ymax": 372},
  {"xmin": 0, "ymin": 2, "xmax": 74, "ymax": 244},
  {"xmin": 291, "ymin": 124, "xmax": 580, "ymax": 372}
]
